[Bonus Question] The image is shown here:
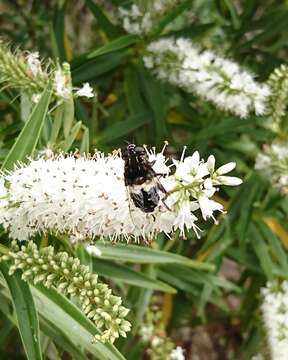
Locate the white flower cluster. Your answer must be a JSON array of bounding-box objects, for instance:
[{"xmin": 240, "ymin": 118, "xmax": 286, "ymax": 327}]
[
  {"xmin": 26, "ymin": 52, "xmax": 42, "ymax": 76},
  {"xmin": 261, "ymin": 281, "xmax": 288, "ymax": 360},
  {"xmin": 26, "ymin": 53, "xmax": 95, "ymax": 102},
  {"xmin": 169, "ymin": 346, "xmax": 185, "ymax": 360},
  {"xmin": 119, "ymin": 1, "xmax": 184, "ymax": 35},
  {"xmin": 0, "ymin": 147, "xmax": 241, "ymax": 242},
  {"xmin": 140, "ymin": 324, "xmax": 185, "ymax": 360},
  {"xmin": 255, "ymin": 143, "xmax": 288, "ymax": 193},
  {"xmin": 144, "ymin": 38, "xmax": 271, "ymax": 118}
]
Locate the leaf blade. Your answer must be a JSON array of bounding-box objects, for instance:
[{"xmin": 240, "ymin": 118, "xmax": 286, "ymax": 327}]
[
  {"xmin": 2, "ymin": 84, "xmax": 52, "ymax": 170},
  {"xmin": 0, "ymin": 264, "xmax": 42, "ymax": 360}
]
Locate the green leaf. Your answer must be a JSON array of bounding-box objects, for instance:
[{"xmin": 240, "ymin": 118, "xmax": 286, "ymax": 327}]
[
  {"xmin": 0, "ymin": 275, "xmax": 125, "ymax": 360},
  {"xmin": 51, "ymin": 2, "xmax": 66, "ymax": 62},
  {"xmin": 250, "ymin": 225, "xmax": 274, "ymax": 280},
  {"xmin": 61, "ymin": 121, "xmax": 82, "ymax": 152},
  {"xmin": 80, "ymin": 126, "xmax": 90, "ymax": 154},
  {"xmin": 153, "ymin": 0, "xmax": 193, "ymax": 36},
  {"xmin": 32, "ymin": 286, "xmax": 126, "ymax": 360},
  {"xmin": 94, "ymin": 244, "xmax": 215, "ymax": 271},
  {"xmin": 71, "ymin": 34, "xmax": 139, "ymax": 69},
  {"xmin": 49, "ymin": 105, "xmax": 64, "ymax": 145},
  {"xmin": 95, "ymin": 111, "xmax": 150, "ymax": 145},
  {"xmin": 72, "ymin": 51, "xmax": 128, "ymax": 85},
  {"xmin": 85, "ymin": 0, "xmax": 119, "ymax": 38},
  {"xmin": 92, "ymin": 257, "xmax": 177, "ymax": 293},
  {"xmin": 63, "ymin": 97, "xmax": 75, "ymax": 139},
  {"xmin": 0, "ymin": 264, "xmax": 42, "ymax": 360},
  {"xmin": 40, "ymin": 319, "xmax": 87, "ymax": 360},
  {"xmin": 138, "ymin": 68, "xmax": 168, "ymax": 143},
  {"xmin": 257, "ymin": 220, "xmax": 288, "ymax": 274},
  {"xmin": 2, "ymin": 84, "xmax": 52, "ymax": 170}
]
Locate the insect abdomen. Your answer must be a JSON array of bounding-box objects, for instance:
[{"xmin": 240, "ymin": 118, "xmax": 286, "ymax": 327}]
[{"xmin": 130, "ymin": 186, "xmax": 160, "ymax": 213}]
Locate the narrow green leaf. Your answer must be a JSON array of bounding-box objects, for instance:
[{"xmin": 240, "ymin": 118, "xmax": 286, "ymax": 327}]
[
  {"xmin": 33, "ymin": 286, "xmax": 126, "ymax": 360},
  {"xmin": 52, "ymin": 2, "xmax": 66, "ymax": 62},
  {"xmin": 2, "ymin": 84, "xmax": 52, "ymax": 170},
  {"xmin": 71, "ymin": 34, "xmax": 139, "ymax": 69},
  {"xmin": 61, "ymin": 121, "xmax": 82, "ymax": 152},
  {"xmin": 94, "ymin": 244, "xmax": 215, "ymax": 270},
  {"xmin": 250, "ymin": 225, "xmax": 274, "ymax": 280},
  {"xmin": 40, "ymin": 319, "xmax": 87, "ymax": 360},
  {"xmin": 80, "ymin": 126, "xmax": 90, "ymax": 154},
  {"xmin": 63, "ymin": 97, "xmax": 75, "ymax": 138},
  {"xmin": 138, "ymin": 68, "xmax": 168, "ymax": 143},
  {"xmin": 0, "ymin": 276, "xmax": 126, "ymax": 360},
  {"xmin": 153, "ymin": 0, "xmax": 193, "ymax": 36},
  {"xmin": 85, "ymin": 0, "xmax": 119, "ymax": 38},
  {"xmin": 49, "ymin": 105, "xmax": 64, "ymax": 145},
  {"xmin": 72, "ymin": 51, "xmax": 128, "ymax": 85},
  {"xmin": 95, "ymin": 111, "xmax": 150, "ymax": 145},
  {"xmin": 92, "ymin": 258, "xmax": 177, "ymax": 293},
  {"xmin": 257, "ymin": 221, "xmax": 288, "ymax": 273},
  {"xmin": 0, "ymin": 264, "xmax": 42, "ymax": 360}
]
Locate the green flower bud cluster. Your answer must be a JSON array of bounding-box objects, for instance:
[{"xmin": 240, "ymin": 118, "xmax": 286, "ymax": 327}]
[
  {"xmin": 140, "ymin": 299, "xmax": 184, "ymax": 360},
  {"xmin": 0, "ymin": 41, "xmax": 76, "ymax": 103},
  {"xmin": 267, "ymin": 64, "xmax": 288, "ymax": 129},
  {"xmin": 0, "ymin": 241, "xmax": 131, "ymax": 343},
  {"xmin": 0, "ymin": 41, "xmax": 49, "ymax": 94}
]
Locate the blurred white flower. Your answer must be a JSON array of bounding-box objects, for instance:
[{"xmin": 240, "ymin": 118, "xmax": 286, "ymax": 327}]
[
  {"xmin": 169, "ymin": 346, "xmax": 185, "ymax": 360},
  {"xmin": 261, "ymin": 281, "xmax": 288, "ymax": 360},
  {"xmin": 75, "ymin": 83, "xmax": 95, "ymax": 98},
  {"xmin": 26, "ymin": 52, "xmax": 42, "ymax": 76},
  {"xmin": 85, "ymin": 244, "xmax": 102, "ymax": 257},
  {"xmin": 118, "ymin": 1, "xmax": 185, "ymax": 35},
  {"xmin": 0, "ymin": 148, "xmax": 241, "ymax": 242},
  {"xmin": 145, "ymin": 38, "xmax": 271, "ymax": 118},
  {"xmin": 255, "ymin": 143, "xmax": 288, "ymax": 193},
  {"xmin": 54, "ymin": 69, "xmax": 71, "ymax": 99},
  {"xmin": 139, "ymin": 324, "xmax": 154, "ymax": 342},
  {"xmin": 31, "ymin": 93, "xmax": 41, "ymax": 104}
]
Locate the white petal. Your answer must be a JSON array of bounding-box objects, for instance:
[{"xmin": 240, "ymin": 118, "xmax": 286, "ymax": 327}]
[
  {"xmin": 216, "ymin": 162, "xmax": 236, "ymax": 175},
  {"xmin": 217, "ymin": 176, "xmax": 242, "ymax": 186},
  {"xmin": 86, "ymin": 245, "xmax": 102, "ymax": 257},
  {"xmin": 207, "ymin": 155, "xmax": 215, "ymax": 173}
]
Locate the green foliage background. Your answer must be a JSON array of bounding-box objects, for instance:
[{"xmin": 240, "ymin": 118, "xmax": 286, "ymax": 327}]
[{"xmin": 0, "ymin": 0, "xmax": 288, "ymax": 359}]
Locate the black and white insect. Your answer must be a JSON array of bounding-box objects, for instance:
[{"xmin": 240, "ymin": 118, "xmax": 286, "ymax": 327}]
[{"xmin": 122, "ymin": 144, "xmax": 167, "ymax": 213}]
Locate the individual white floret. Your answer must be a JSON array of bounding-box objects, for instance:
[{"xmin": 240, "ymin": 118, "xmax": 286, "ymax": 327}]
[
  {"xmin": 75, "ymin": 83, "xmax": 95, "ymax": 98},
  {"xmin": 26, "ymin": 52, "xmax": 42, "ymax": 76},
  {"xmin": 169, "ymin": 346, "xmax": 185, "ymax": 360},
  {"xmin": 54, "ymin": 69, "xmax": 71, "ymax": 99}
]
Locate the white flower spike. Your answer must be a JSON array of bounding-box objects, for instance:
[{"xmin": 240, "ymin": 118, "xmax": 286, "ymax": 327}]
[
  {"xmin": 255, "ymin": 142, "xmax": 288, "ymax": 193},
  {"xmin": 0, "ymin": 148, "xmax": 242, "ymax": 243},
  {"xmin": 144, "ymin": 38, "xmax": 271, "ymax": 118},
  {"xmin": 261, "ymin": 281, "xmax": 288, "ymax": 360}
]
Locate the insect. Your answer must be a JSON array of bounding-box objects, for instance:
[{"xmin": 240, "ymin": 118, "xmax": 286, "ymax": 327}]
[{"xmin": 122, "ymin": 144, "xmax": 167, "ymax": 213}]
